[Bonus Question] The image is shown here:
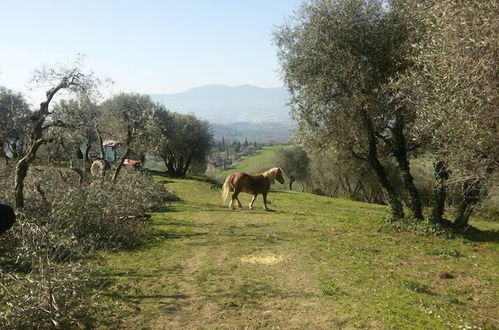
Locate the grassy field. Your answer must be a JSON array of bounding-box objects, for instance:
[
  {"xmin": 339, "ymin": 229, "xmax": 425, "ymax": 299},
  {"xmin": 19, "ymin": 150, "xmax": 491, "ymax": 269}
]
[
  {"xmin": 207, "ymin": 145, "xmax": 291, "ymax": 183},
  {"xmin": 95, "ymin": 175, "xmax": 498, "ymax": 329}
]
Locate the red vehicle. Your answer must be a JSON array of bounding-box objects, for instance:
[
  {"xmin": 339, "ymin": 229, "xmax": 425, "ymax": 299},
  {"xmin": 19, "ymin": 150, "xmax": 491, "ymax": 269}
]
[{"xmin": 123, "ymin": 159, "xmax": 142, "ymax": 170}]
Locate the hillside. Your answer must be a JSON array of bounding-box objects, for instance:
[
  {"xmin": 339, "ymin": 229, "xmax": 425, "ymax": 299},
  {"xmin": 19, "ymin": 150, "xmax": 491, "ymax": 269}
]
[
  {"xmin": 207, "ymin": 145, "xmax": 291, "ymax": 184},
  {"xmin": 95, "ymin": 176, "xmax": 499, "ymax": 328},
  {"xmin": 211, "ymin": 122, "xmax": 292, "ymax": 143},
  {"xmin": 150, "ymin": 84, "xmax": 291, "ymax": 123}
]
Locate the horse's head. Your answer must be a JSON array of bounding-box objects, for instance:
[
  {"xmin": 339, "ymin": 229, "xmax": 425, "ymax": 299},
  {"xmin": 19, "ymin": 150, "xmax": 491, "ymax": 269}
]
[{"xmin": 275, "ymin": 167, "xmax": 285, "ymax": 184}]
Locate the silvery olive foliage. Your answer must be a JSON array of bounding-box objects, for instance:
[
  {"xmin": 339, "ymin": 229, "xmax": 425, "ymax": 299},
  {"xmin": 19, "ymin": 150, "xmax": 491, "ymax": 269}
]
[
  {"xmin": 0, "ymin": 221, "xmax": 97, "ymax": 329},
  {"xmin": 0, "ymin": 87, "xmax": 32, "ymax": 161},
  {"xmin": 275, "ymin": 0, "xmax": 420, "ymax": 219},
  {"xmin": 275, "ymin": 0, "xmax": 498, "ymax": 224},
  {"xmin": 149, "ymin": 108, "xmax": 213, "ymax": 177},
  {"xmin": 275, "ymin": 147, "xmax": 310, "ymax": 190},
  {"xmin": 393, "ymin": 0, "xmax": 499, "ymax": 225}
]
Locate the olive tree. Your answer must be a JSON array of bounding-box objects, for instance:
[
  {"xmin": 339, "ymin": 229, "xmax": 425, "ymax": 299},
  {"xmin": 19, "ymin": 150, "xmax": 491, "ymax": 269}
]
[
  {"xmin": 275, "ymin": 0, "xmax": 423, "ymax": 220},
  {"xmin": 51, "ymin": 95, "xmax": 99, "ymax": 172},
  {"xmin": 14, "ymin": 63, "xmax": 98, "ymax": 208},
  {"xmin": 99, "ymin": 93, "xmax": 155, "ymax": 182},
  {"xmin": 275, "ymin": 147, "xmax": 310, "ymax": 190},
  {"xmin": 150, "ymin": 109, "xmax": 213, "ymax": 177},
  {"xmin": 400, "ymin": 0, "xmax": 499, "ymax": 226},
  {"xmin": 308, "ymin": 147, "xmax": 390, "ymax": 203},
  {"xmin": 0, "ymin": 87, "xmax": 32, "ymax": 163}
]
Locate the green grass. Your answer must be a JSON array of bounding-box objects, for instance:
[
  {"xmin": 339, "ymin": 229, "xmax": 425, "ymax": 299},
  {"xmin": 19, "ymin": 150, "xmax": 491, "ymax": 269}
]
[
  {"xmin": 94, "ymin": 175, "xmax": 499, "ymax": 329},
  {"xmin": 208, "ymin": 145, "xmax": 291, "ymax": 183}
]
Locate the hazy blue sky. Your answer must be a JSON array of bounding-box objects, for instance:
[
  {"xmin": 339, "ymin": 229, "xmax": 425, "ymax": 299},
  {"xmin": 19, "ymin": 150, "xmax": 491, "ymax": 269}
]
[{"xmin": 0, "ymin": 0, "xmax": 301, "ymax": 103}]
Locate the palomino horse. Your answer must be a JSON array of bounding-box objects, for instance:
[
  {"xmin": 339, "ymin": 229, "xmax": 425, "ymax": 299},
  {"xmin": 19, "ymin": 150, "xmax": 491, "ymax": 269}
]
[{"xmin": 222, "ymin": 167, "xmax": 285, "ymax": 210}]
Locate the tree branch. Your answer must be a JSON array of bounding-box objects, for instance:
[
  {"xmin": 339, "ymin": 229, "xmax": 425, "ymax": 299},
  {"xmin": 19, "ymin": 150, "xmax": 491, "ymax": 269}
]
[{"xmin": 348, "ymin": 146, "xmax": 367, "ymax": 161}]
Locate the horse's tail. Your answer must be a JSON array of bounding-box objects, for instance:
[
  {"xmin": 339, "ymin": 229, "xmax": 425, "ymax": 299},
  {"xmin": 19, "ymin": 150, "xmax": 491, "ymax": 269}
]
[{"xmin": 222, "ymin": 175, "xmax": 232, "ymax": 202}]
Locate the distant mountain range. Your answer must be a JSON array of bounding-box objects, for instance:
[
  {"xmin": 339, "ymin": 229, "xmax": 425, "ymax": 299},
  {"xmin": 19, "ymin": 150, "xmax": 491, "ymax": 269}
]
[
  {"xmin": 150, "ymin": 84, "xmax": 294, "ymax": 142},
  {"xmin": 150, "ymin": 84, "xmax": 291, "ymax": 123},
  {"xmin": 210, "ymin": 121, "xmax": 293, "ymax": 143}
]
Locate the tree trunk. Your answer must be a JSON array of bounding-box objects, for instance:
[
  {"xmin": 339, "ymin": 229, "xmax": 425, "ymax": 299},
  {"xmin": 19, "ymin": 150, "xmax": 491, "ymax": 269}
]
[
  {"xmin": 84, "ymin": 142, "xmax": 91, "ymax": 161},
  {"xmin": 13, "ymin": 74, "xmax": 85, "ymax": 207},
  {"xmin": 95, "ymin": 126, "xmax": 105, "ymax": 158},
  {"xmin": 181, "ymin": 153, "xmax": 194, "ymax": 177},
  {"xmin": 289, "ymin": 176, "xmax": 295, "ymax": 190},
  {"xmin": 430, "ymin": 160, "xmax": 449, "ymax": 223},
  {"xmin": 168, "ymin": 160, "xmax": 176, "ymax": 175},
  {"xmin": 454, "ymin": 178, "xmax": 481, "ymax": 228},
  {"xmin": 14, "ymin": 138, "xmax": 46, "ymax": 208},
  {"xmin": 352, "ymin": 177, "xmax": 363, "ymax": 198},
  {"xmin": 163, "ymin": 156, "xmax": 169, "ymax": 173},
  {"xmin": 76, "ymin": 147, "xmax": 84, "ymax": 160},
  {"xmin": 163, "ymin": 155, "xmax": 178, "ymax": 176},
  {"xmin": 392, "ymin": 112, "xmax": 424, "ymax": 220},
  {"xmin": 367, "ymin": 156, "xmax": 404, "ymax": 220},
  {"xmin": 83, "ymin": 142, "xmax": 92, "ymax": 173},
  {"xmin": 362, "ymin": 110, "xmax": 404, "ymax": 220},
  {"xmin": 14, "ymin": 159, "xmax": 28, "ymax": 208},
  {"xmin": 2, "ymin": 149, "xmax": 8, "ymax": 166},
  {"xmin": 112, "ymin": 147, "xmax": 130, "ymax": 183},
  {"xmin": 112, "ymin": 113, "xmax": 135, "ymax": 183},
  {"xmin": 178, "ymin": 156, "xmax": 184, "ymax": 175},
  {"xmin": 71, "ymin": 167, "xmax": 84, "ymax": 185}
]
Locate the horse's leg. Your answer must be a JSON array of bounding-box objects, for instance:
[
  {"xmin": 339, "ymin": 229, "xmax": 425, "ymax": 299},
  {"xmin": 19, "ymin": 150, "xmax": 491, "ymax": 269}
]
[
  {"xmin": 263, "ymin": 192, "xmax": 270, "ymax": 211},
  {"xmin": 235, "ymin": 192, "xmax": 243, "ymax": 208},
  {"xmin": 249, "ymin": 194, "xmax": 257, "ymax": 209},
  {"xmin": 231, "ymin": 191, "xmax": 241, "ymax": 209},
  {"xmin": 229, "ymin": 192, "xmax": 236, "ymax": 209}
]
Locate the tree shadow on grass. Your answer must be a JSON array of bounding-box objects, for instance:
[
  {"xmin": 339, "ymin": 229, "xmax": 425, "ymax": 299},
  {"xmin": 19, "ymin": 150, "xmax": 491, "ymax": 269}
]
[
  {"xmin": 156, "ymin": 218, "xmax": 208, "ymax": 228},
  {"xmin": 186, "ymin": 174, "xmax": 221, "ymax": 186},
  {"xmin": 142, "ymin": 228, "xmax": 209, "ymax": 250},
  {"xmin": 149, "ymin": 229, "xmax": 209, "ymax": 240},
  {"xmin": 203, "ymin": 281, "xmax": 320, "ymax": 309},
  {"xmin": 103, "ymin": 292, "xmax": 190, "ymax": 301},
  {"xmin": 102, "ymin": 290, "xmax": 191, "ymax": 316},
  {"xmin": 147, "ymin": 169, "xmax": 173, "ymax": 178},
  {"xmin": 461, "ymin": 226, "xmax": 499, "ymax": 244}
]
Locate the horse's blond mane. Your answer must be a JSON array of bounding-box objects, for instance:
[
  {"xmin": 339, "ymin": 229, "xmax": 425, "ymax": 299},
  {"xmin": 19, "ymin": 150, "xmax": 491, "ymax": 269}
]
[{"xmin": 262, "ymin": 167, "xmax": 280, "ymax": 184}]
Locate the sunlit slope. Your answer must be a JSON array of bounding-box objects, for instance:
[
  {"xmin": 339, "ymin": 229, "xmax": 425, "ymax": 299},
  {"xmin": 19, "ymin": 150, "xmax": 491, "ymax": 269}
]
[
  {"xmin": 97, "ymin": 176, "xmax": 499, "ymax": 329},
  {"xmin": 210, "ymin": 145, "xmax": 291, "ymax": 184}
]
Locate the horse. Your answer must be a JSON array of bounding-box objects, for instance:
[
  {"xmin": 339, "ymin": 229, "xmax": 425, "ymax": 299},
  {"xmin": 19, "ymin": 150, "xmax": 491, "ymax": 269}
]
[{"xmin": 222, "ymin": 167, "xmax": 285, "ymax": 211}]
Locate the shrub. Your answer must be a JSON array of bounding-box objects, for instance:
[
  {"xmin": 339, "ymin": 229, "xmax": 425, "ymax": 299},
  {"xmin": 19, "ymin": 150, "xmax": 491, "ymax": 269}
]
[
  {"xmin": 0, "ymin": 166, "xmax": 175, "ymax": 327},
  {"xmin": 0, "ymin": 219, "xmax": 97, "ymax": 328},
  {"xmin": 47, "ymin": 171, "xmax": 174, "ymax": 250},
  {"xmin": 0, "ymin": 262, "xmax": 98, "ymax": 329},
  {"xmin": 0, "ymin": 219, "xmax": 83, "ymax": 272}
]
